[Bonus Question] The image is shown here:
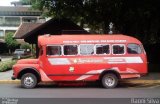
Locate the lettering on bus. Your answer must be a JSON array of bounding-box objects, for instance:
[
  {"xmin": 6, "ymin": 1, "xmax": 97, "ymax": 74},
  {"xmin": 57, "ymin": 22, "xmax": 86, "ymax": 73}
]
[{"xmin": 63, "ymin": 40, "xmax": 127, "ymax": 44}]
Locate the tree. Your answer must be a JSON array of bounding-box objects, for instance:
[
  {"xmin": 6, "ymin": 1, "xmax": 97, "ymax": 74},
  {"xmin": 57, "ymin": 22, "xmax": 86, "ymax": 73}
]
[
  {"xmin": 4, "ymin": 32, "xmax": 19, "ymax": 54},
  {"xmin": 27, "ymin": 0, "xmax": 124, "ymax": 31},
  {"xmin": 21, "ymin": 0, "xmax": 160, "ymax": 44},
  {"xmin": 20, "ymin": 0, "xmax": 31, "ymax": 5},
  {"xmin": 20, "ymin": 43, "xmax": 31, "ymax": 50}
]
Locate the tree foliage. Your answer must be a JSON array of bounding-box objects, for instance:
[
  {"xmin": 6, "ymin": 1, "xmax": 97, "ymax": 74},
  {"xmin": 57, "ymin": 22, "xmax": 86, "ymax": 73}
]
[
  {"xmin": 22, "ymin": 0, "xmax": 160, "ymax": 44},
  {"xmin": 20, "ymin": 0, "xmax": 31, "ymax": 5},
  {"xmin": 20, "ymin": 43, "xmax": 31, "ymax": 50},
  {"xmin": 4, "ymin": 32, "xmax": 19, "ymax": 54}
]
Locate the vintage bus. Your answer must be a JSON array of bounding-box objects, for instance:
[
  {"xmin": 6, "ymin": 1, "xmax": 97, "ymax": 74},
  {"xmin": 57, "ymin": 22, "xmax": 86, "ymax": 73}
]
[{"xmin": 12, "ymin": 34, "xmax": 148, "ymax": 88}]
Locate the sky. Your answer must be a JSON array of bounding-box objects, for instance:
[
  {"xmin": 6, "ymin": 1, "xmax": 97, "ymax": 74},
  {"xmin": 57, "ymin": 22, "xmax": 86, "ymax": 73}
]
[{"xmin": 0, "ymin": 0, "xmax": 19, "ymax": 6}]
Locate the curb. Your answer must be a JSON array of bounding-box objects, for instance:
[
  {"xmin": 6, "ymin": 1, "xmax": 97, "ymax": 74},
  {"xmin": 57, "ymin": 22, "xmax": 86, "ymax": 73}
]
[
  {"xmin": 120, "ymin": 80, "xmax": 160, "ymax": 84},
  {"xmin": 0, "ymin": 80, "xmax": 20, "ymax": 84},
  {"xmin": 0, "ymin": 80, "xmax": 159, "ymax": 84}
]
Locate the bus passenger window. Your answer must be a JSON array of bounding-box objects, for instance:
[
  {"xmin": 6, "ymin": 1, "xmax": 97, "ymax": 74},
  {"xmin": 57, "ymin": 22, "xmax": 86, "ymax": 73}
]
[
  {"xmin": 64, "ymin": 45, "xmax": 78, "ymax": 55},
  {"xmin": 47, "ymin": 46, "xmax": 61, "ymax": 56},
  {"xmin": 113, "ymin": 44, "xmax": 125, "ymax": 54},
  {"xmin": 96, "ymin": 45, "xmax": 110, "ymax": 54},
  {"xmin": 80, "ymin": 44, "xmax": 94, "ymax": 55},
  {"xmin": 127, "ymin": 44, "xmax": 141, "ymax": 54}
]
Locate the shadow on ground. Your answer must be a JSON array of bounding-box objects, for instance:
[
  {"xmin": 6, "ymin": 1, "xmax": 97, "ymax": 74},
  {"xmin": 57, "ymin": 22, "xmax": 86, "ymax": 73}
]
[{"xmin": 16, "ymin": 80, "xmax": 160, "ymax": 89}]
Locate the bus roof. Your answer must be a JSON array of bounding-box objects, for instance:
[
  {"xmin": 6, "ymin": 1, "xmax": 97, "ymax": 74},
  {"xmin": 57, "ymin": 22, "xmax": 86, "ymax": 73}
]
[{"xmin": 38, "ymin": 34, "xmax": 142, "ymax": 46}]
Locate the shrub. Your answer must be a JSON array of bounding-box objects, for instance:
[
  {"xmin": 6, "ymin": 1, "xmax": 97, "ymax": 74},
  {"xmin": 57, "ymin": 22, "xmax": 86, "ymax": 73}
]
[
  {"xmin": 0, "ymin": 60, "xmax": 17, "ymax": 72},
  {"xmin": 20, "ymin": 43, "xmax": 31, "ymax": 50}
]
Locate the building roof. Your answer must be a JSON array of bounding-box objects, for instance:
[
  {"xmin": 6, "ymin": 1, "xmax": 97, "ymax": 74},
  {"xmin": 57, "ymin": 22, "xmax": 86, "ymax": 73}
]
[
  {"xmin": 0, "ymin": 6, "xmax": 40, "ymax": 12},
  {"xmin": 16, "ymin": 39, "xmax": 26, "ymax": 44},
  {"xmin": 11, "ymin": 1, "xmax": 23, "ymax": 6},
  {"xmin": 14, "ymin": 23, "xmax": 42, "ymax": 39},
  {"xmin": 0, "ymin": 6, "xmax": 42, "ymax": 16},
  {"xmin": 14, "ymin": 18, "xmax": 90, "ymax": 44}
]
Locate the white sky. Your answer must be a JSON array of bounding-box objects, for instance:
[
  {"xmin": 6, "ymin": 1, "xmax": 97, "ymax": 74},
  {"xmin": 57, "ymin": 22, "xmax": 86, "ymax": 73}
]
[{"xmin": 0, "ymin": 0, "xmax": 19, "ymax": 6}]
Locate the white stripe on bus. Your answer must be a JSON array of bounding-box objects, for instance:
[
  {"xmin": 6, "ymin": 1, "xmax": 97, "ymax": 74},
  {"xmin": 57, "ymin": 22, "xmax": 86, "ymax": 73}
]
[
  {"xmin": 48, "ymin": 58, "xmax": 71, "ymax": 65},
  {"xmin": 76, "ymin": 67, "xmax": 140, "ymax": 80},
  {"xmin": 104, "ymin": 57, "xmax": 143, "ymax": 63},
  {"xmin": 48, "ymin": 57, "xmax": 143, "ymax": 65},
  {"xmin": 76, "ymin": 69, "xmax": 105, "ymax": 80}
]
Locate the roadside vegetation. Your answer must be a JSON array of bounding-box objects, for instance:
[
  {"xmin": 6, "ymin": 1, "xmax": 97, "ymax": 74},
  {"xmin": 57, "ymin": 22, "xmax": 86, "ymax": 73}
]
[
  {"xmin": 4, "ymin": 32, "xmax": 19, "ymax": 54},
  {"xmin": 0, "ymin": 60, "xmax": 17, "ymax": 72}
]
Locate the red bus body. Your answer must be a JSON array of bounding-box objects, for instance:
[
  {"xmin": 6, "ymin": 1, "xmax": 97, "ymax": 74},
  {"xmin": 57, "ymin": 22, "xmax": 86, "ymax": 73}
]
[{"xmin": 12, "ymin": 34, "xmax": 147, "ymax": 87}]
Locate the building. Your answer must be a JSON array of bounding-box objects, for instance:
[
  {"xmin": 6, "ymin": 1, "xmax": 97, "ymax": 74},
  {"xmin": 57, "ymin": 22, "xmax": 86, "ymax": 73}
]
[
  {"xmin": 14, "ymin": 18, "xmax": 89, "ymax": 44},
  {"xmin": 0, "ymin": 5, "xmax": 43, "ymax": 38},
  {"xmin": 14, "ymin": 18, "xmax": 90, "ymax": 57}
]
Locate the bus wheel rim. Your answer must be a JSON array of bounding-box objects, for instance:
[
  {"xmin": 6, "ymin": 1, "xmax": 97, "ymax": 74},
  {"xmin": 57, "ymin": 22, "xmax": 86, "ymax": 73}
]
[
  {"xmin": 104, "ymin": 76, "xmax": 115, "ymax": 87},
  {"xmin": 24, "ymin": 77, "xmax": 34, "ymax": 87}
]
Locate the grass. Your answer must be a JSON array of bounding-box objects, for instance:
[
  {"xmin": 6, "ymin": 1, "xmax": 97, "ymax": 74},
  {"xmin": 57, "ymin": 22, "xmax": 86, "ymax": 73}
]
[
  {"xmin": 0, "ymin": 60, "xmax": 17, "ymax": 72},
  {"xmin": 0, "ymin": 55, "xmax": 34, "ymax": 72}
]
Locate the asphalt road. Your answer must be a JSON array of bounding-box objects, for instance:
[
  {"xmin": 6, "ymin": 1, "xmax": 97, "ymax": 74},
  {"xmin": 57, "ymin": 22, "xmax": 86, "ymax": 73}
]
[{"xmin": 0, "ymin": 83, "xmax": 160, "ymax": 98}]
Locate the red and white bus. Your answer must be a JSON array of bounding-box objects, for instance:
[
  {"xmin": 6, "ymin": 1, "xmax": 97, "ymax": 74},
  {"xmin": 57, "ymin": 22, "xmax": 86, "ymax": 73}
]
[{"xmin": 12, "ymin": 34, "xmax": 148, "ymax": 88}]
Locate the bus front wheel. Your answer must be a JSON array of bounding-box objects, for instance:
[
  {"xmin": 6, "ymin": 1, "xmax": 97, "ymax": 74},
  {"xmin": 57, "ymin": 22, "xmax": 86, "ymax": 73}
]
[
  {"xmin": 21, "ymin": 73, "xmax": 37, "ymax": 89},
  {"xmin": 101, "ymin": 73, "xmax": 118, "ymax": 88}
]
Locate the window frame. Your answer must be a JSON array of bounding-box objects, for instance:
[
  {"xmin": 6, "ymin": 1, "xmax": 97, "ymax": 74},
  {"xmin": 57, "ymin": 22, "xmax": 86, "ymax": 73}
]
[
  {"xmin": 79, "ymin": 44, "xmax": 95, "ymax": 56},
  {"xmin": 140, "ymin": 44, "xmax": 146, "ymax": 54},
  {"xmin": 63, "ymin": 44, "xmax": 78, "ymax": 56},
  {"xmin": 127, "ymin": 43, "xmax": 142, "ymax": 54},
  {"xmin": 46, "ymin": 45, "xmax": 63, "ymax": 56},
  {"xmin": 39, "ymin": 46, "xmax": 43, "ymax": 56},
  {"xmin": 95, "ymin": 44, "xmax": 111, "ymax": 55},
  {"xmin": 112, "ymin": 44, "xmax": 126, "ymax": 55},
  {"xmin": 0, "ymin": 30, "xmax": 4, "ymax": 37}
]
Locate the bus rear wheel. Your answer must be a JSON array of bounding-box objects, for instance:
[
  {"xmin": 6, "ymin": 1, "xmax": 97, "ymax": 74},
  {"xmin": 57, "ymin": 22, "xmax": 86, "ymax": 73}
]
[
  {"xmin": 21, "ymin": 73, "xmax": 37, "ymax": 89},
  {"xmin": 101, "ymin": 73, "xmax": 118, "ymax": 88}
]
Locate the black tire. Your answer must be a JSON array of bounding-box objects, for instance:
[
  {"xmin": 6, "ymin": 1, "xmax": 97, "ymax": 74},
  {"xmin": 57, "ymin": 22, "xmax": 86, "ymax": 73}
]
[
  {"xmin": 21, "ymin": 73, "xmax": 37, "ymax": 89},
  {"xmin": 101, "ymin": 73, "xmax": 118, "ymax": 88}
]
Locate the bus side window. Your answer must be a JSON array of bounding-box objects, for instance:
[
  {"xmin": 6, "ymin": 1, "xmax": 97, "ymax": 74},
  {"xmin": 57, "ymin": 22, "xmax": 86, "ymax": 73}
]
[
  {"xmin": 127, "ymin": 44, "xmax": 141, "ymax": 54},
  {"xmin": 96, "ymin": 45, "xmax": 110, "ymax": 54},
  {"xmin": 64, "ymin": 45, "xmax": 78, "ymax": 55},
  {"xmin": 47, "ymin": 46, "xmax": 61, "ymax": 56},
  {"xmin": 112, "ymin": 44, "xmax": 125, "ymax": 55},
  {"xmin": 80, "ymin": 44, "xmax": 94, "ymax": 55}
]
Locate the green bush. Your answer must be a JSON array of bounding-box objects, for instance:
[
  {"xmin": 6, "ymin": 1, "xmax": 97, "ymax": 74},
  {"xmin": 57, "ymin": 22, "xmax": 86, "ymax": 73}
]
[
  {"xmin": 0, "ymin": 60, "xmax": 17, "ymax": 72},
  {"xmin": 20, "ymin": 43, "xmax": 31, "ymax": 50}
]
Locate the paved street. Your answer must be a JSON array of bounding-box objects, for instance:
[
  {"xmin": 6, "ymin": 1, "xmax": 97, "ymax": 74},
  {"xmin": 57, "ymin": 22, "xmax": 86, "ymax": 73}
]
[{"xmin": 0, "ymin": 83, "xmax": 160, "ymax": 98}]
